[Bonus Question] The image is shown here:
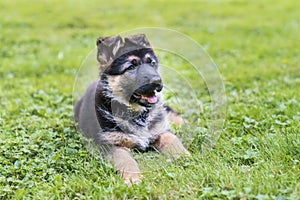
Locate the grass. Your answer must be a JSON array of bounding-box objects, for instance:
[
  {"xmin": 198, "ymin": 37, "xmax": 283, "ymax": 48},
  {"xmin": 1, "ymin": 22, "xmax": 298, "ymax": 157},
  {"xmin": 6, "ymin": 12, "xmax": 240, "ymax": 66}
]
[{"xmin": 1, "ymin": 0, "xmax": 299, "ymax": 199}]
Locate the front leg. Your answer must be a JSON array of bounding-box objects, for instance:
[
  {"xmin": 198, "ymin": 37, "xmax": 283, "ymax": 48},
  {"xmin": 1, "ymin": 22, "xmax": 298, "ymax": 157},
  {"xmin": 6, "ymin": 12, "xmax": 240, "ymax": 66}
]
[
  {"xmin": 153, "ymin": 132, "xmax": 190, "ymax": 158},
  {"xmin": 112, "ymin": 146, "xmax": 142, "ymax": 186}
]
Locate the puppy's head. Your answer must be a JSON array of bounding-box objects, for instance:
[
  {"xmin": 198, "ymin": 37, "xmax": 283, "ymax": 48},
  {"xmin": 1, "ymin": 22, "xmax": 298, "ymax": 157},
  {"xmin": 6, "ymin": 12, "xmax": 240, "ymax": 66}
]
[{"xmin": 97, "ymin": 34, "xmax": 163, "ymax": 108}]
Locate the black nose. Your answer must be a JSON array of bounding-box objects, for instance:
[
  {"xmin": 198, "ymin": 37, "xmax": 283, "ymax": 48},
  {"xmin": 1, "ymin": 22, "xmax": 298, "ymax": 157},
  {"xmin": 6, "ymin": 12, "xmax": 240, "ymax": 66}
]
[
  {"xmin": 150, "ymin": 75, "xmax": 162, "ymax": 86},
  {"xmin": 150, "ymin": 76, "xmax": 163, "ymax": 92}
]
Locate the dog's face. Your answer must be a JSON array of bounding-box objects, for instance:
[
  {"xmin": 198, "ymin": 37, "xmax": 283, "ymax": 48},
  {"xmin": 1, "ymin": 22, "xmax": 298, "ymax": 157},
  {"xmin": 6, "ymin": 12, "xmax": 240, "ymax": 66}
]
[{"xmin": 97, "ymin": 34, "xmax": 163, "ymax": 108}]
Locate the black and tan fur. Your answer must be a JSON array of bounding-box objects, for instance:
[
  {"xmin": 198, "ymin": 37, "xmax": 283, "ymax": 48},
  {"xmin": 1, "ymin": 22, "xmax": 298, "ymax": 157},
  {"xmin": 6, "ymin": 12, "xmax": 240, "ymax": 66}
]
[{"xmin": 74, "ymin": 34, "xmax": 189, "ymax": 185}]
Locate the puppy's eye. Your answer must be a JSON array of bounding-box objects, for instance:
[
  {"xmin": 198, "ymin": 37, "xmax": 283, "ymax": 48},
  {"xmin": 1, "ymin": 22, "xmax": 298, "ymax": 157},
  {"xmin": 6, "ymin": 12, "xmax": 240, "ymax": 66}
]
[
  {"xmin": 131, "ymin": 59, "xmax": 138, "ymax": 66},
  {"xmin": 146, "ymin": 57, "xmax": 156, "ymax": 66},
  {"xmin": 150, "ymin": 60, "xmax": 156, "ymax": 66},
  {"xmin": 146, "ymin": 57, "xmax": 152, "ymax": 63},
  {"xmin": 127, "ymin": 59, "xmax": 139, "ymax": 71}
]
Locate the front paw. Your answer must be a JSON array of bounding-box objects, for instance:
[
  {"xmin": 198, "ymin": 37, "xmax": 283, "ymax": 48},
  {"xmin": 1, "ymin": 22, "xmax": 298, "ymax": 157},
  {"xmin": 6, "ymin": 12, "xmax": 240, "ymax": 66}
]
[
  {"xmin": 154, "ymin": 132, "xmax": 190, "ymax": 158},
  {"xmin": 122, "ymin": 171, "xmax": 142, "ymax": 186}
]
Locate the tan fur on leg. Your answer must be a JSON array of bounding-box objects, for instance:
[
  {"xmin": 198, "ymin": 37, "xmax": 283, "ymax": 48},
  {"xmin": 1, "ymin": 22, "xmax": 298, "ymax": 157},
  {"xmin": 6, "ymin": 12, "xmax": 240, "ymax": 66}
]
[
  {"xmin": 112, "ymin": 147, "xmax": 142, "ymax": 186},
  {"xmin": 154, "ymin": 132, "xmax": 190, "ymax": 158},
  {"xmin": 167, "ymin": 112, "xmax": 184, "ymax": 126}
]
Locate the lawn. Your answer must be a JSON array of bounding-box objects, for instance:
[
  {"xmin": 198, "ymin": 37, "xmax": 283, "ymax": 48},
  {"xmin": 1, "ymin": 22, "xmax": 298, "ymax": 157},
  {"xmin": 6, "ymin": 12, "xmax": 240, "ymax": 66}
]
[{"xmin": 1, "ymin": 0, "xmax": 299, "ymax": 199}]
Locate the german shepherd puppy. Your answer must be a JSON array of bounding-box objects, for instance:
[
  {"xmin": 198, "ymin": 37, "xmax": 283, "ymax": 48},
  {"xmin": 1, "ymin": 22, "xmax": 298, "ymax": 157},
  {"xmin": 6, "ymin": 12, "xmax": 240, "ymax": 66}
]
[{"xmin": 74, "ymin": 34, "xmax": 189, "ymax": 185}]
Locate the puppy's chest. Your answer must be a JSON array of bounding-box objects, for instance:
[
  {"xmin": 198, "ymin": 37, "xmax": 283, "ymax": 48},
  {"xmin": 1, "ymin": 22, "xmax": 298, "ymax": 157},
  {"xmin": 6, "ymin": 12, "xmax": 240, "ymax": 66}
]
[
  {"xmin": 113, "ymin": 108, "xmax": 169, "ymax": 150},
  {"xmin": 115, "ymin": 110, "xmax": 164, "ymax": 134}
]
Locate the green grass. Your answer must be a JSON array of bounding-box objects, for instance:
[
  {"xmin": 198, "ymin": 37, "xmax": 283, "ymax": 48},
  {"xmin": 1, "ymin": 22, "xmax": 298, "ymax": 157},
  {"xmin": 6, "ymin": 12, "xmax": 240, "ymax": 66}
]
[{"xmin": 1, "ymin": 0, "xmax": 300, "ymax": 199}]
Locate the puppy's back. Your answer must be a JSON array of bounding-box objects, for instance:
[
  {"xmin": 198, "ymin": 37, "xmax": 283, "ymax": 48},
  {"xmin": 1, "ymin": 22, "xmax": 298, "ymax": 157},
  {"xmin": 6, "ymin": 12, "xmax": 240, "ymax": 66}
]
[{"xmin": 74, "ymin": 81, "xmax": 101, "ymax": 139}]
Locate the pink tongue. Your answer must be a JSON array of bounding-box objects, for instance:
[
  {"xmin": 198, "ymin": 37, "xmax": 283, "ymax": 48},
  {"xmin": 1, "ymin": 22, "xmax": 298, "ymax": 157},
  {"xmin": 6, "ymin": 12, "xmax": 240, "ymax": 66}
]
[{"xmin": 142, "ymin": 95, "xmax": 158, "ymax": 104}]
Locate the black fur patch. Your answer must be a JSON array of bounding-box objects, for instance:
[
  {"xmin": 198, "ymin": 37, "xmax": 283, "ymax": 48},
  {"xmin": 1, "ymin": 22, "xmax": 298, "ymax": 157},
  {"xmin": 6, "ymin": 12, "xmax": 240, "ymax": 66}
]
[
  {"xmin": 95, "ymin": 74, "xmax": 153, "ymax": 131},
  {"xmin": 132, "ymin": 109, "xmax": 150, "ymax": 127},
  {"xmin": 103, "ymin": 48, "xmax": 157, "ymax": 75},
  {"xmin": 95, "ymin": 75, "xmax": 122, "ymax": 132}
]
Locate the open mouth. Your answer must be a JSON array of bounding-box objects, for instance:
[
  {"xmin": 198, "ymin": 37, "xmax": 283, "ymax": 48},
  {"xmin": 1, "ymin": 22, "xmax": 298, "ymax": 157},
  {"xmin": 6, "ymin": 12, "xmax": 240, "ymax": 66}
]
[{"xmin": 131, "ymin": 90, "xmax": 158, "ymax": 106}]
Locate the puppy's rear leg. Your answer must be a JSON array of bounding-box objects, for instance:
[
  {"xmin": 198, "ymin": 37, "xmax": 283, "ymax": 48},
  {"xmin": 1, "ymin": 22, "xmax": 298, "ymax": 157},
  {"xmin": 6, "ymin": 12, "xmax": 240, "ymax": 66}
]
[
  {"xmin": 164, "ymin": 105, "xmax": 184, "ymax": 126},
  {"xmin": 112, "ymin": 147, "xmax": 141, "ymax": 186}
]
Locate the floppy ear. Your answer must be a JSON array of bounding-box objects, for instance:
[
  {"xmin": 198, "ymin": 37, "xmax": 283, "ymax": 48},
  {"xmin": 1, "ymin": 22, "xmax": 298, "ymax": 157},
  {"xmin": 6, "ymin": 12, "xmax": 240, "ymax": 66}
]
[
  {"xmin": 96, "ymin": 35, "xmax": 123, "ymax": 65},
  {"xmin": 124, "ymin": 34, "xmax": 151, "ymax": 50}
]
